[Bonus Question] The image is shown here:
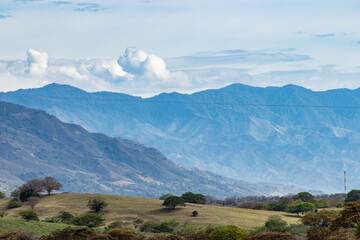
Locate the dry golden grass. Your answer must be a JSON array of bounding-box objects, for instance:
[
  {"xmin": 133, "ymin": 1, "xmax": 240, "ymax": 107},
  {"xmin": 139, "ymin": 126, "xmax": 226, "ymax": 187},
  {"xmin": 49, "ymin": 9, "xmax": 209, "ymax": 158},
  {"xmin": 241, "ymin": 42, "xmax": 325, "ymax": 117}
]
[{"xmin": 0, "ymin": 193, "xmax": 300, "ymax": 230}]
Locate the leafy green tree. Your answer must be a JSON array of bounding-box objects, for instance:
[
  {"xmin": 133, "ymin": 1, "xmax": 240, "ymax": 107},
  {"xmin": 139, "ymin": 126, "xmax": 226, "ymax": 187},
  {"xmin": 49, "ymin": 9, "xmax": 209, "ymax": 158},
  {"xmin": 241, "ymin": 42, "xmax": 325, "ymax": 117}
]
[
  {"xmin": 72, "ymin": 213, "xmax": 105, "ymax": 228},
  {"xmin": 210, "ymin": 225, "xmax": 248, "ymax": 240},
  {"xmin": 294, "ymin": 192, "xmax": 314, "ymax": 203},
  {"xmin": 345, "ymin": 189, "xmax": 360, "ymax": 202},
  {"xmin": 162, "ymin": 196, "xmax": 185, "ymax": 209},
  {"xmin": 264, "ymin": 216, "xmax": 289, "ymax": 233},
  {"xmin": 42, "ymin": 176, "xmax": 62, "ymax": 195},
  {"xmin": 19, "ymin": 210, "xmax": 39, "ymax": 221},
  {"xmin": 286, "ymin": 201, "xmax": 315, "ymax": 216},
  {"xmin": 87, "ymin": 198, "xmax": 108, "ymax": 213},
  {"xmin": 0, "ymin": 191, "xmax": 5, "ymax": 199},
  {"xmin": 181, "ymin": 192, "xmax": 206, "ymax": 204},
  {"xmin": 192, "ymin": 210, "xmax": 198, "ymax": 217}
]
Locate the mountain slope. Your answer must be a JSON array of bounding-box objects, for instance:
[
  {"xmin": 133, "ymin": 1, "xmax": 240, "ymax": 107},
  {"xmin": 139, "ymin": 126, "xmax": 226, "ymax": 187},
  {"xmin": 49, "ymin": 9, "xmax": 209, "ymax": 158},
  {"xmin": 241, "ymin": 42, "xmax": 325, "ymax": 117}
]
[
  {"xmin": 1, "ymin": 83, "xmax": 359, "ymax": 192},
  {"xmin": 0, "ymin": 100, "xmax": 297, "ymax": 197}
]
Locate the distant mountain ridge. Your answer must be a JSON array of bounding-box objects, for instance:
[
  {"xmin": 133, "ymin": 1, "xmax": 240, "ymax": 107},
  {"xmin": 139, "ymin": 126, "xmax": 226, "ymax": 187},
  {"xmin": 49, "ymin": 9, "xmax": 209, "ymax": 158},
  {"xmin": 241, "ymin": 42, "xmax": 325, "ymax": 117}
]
[
  {"xmin": 0, "ymin": 100, "xmax": 299, "ymax": 197},
  {"xmin": 1, "ymin": 83, "xmax": 360, "ymax": 192}
]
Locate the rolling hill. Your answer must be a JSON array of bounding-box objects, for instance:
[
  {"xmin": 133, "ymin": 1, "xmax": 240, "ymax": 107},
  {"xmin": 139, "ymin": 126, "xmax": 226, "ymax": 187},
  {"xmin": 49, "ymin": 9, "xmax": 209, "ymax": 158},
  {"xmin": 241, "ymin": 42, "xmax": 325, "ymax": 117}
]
[
  {"xmin": 0, "ymin": 100, "xmax": 298, "ymax": 197},
  {"xmin": 0, "ymin": 193, "xmax": 300, "ymax": 232}
]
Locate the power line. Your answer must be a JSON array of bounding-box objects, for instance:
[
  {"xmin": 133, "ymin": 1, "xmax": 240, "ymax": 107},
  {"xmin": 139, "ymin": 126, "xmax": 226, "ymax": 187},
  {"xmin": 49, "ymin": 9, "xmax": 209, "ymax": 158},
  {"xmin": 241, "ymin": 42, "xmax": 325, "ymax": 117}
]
[{"xmin": 2, "ymin": 93, "xmax": 360, "ymax": 109}]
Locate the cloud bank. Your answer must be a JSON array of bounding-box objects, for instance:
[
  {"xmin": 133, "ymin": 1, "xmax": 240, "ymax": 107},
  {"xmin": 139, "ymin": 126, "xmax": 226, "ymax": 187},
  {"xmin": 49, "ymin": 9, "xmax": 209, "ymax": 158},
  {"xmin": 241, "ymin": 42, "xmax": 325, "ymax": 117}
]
[
  {"xmin": 1, "ymin": 47, "xmax": 360, "ymax": 97},
  {"xmin": 0, "ymin": 47, "xmax": 192, "ymax": 96}
]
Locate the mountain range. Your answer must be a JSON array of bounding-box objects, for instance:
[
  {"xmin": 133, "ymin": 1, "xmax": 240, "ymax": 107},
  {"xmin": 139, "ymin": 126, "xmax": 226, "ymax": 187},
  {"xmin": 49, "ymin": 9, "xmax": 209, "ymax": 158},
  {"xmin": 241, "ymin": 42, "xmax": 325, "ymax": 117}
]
[
  {"xmin": 1, "ymin": 83, "xmax": 359, "ymax": 193},
  {"xmin": 0, "ymin": 100, "xmax": 299, "ymax": 198}
]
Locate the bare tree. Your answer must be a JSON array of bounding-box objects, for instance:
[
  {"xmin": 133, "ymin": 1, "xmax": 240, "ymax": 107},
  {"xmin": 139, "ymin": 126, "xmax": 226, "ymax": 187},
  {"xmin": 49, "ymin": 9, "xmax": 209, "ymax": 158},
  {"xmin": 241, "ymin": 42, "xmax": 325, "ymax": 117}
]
[{"xmin": 26, "ymin": 197, "xmax": 40, "ymax": 210}]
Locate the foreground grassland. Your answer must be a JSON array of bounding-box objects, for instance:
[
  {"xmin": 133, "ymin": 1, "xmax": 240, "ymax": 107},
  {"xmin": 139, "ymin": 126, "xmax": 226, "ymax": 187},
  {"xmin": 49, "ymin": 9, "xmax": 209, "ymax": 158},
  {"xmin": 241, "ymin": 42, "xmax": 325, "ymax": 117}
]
[
  {"xmin": 0, "ymin": 218, "xmax": 70, "ymax": 235},
  {"xmin": 0, "ymin": 193, "xmax": 300, "ymax": 232}
]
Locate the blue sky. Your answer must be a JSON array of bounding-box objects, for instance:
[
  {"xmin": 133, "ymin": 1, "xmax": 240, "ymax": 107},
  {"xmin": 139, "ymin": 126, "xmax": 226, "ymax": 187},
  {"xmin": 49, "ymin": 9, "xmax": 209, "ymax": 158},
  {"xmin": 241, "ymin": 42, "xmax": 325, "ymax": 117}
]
[{"xmin": 0, "ymin": 0, "xmax": 359, "ymax": 96}]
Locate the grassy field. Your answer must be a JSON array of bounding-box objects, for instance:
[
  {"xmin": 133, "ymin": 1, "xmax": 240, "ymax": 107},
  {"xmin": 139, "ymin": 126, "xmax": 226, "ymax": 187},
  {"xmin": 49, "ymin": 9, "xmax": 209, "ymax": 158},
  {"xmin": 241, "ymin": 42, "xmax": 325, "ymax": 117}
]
[
  {"xmin": 0, "ymin": 193, "xmax": 301, "ymax": 232},
  {"xmin": 0, "ymin": 218, "xmax": 70, "ymax": 236}
]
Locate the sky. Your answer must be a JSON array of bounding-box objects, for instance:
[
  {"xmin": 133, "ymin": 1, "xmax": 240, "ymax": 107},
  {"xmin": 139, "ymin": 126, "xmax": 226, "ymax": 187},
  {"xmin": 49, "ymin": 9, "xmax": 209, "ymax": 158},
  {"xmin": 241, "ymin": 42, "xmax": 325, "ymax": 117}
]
[{"xmin": 0, "ymin": 0, "xmax": 359, "ymax": 97}]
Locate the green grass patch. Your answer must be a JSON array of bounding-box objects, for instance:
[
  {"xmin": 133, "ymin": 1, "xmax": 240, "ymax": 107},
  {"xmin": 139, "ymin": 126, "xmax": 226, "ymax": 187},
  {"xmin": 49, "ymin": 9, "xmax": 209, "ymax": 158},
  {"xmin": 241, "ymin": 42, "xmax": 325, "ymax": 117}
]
[{"xmin": 0, "ymin": 218, "xmax": 70, "ymax": 236}]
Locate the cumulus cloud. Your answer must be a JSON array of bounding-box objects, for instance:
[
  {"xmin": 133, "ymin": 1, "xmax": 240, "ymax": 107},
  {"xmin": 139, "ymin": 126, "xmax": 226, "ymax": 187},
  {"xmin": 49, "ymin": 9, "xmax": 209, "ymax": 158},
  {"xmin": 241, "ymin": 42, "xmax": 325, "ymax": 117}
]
[
  {"xmin": 118, "ymin": 47, "xmax": 170, "ymax": 79},
  {"xmin": 27, "ymin": 48, "xmax": 49, "ymax": 75}
]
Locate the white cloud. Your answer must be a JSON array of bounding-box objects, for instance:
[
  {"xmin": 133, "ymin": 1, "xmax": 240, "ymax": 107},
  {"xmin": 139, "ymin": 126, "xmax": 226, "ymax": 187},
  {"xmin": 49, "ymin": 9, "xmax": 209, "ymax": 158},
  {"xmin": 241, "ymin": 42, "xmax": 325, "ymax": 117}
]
[
  {"xmin": 59, "ymin": 66, "xmax": 87, "ymax": 80},
  {"xmin": 117, "ymin": 47, "xmax": 170, "ymax": 79},
  {"xmin": 27, "ymin": 48, "xmax": 49, "ymax": 75}
]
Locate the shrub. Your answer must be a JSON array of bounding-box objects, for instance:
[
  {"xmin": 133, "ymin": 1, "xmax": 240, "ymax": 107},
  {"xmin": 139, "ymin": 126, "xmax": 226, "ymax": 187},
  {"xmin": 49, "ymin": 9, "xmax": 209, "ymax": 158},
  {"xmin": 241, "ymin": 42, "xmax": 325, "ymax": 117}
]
[
  {"xmin": 176, "ymin": 224, "xmax": 203, "ymax": 236},
  {"xmin": 336, "ymin": 202, "xmax": 344, "ymax": 208},
  {"xmin": 44, "ymin": 217, "xmax": 61, "ymax": 223},
  {"xmin": 192, "ymin": 211, "xmax": 198, "ymax": 217},
  {"xmin": 140, "ymin": 220, "xmax": 179, "ymax": 233},
  {"xmin": 146, "ymin": 235, "xmax": 183, "ymax": 240},
  {"xmin": 106, "ymin": 229, "xmax": 136, "ymax": 240},
  {"xmin": 248, "ymin": 232, "xmax": 297, "ymax": 240},
  {"xmin": 155, "ymin": 220, "xmax": 179, "ymax": 233},
  {"xmin": 7, "ymin": 197, "xmax": 21, "ymax": 209},
  {"xmin": 210, "ymin": 225, "xmax": 248, "ymax": 240},
  {"xmin": 59, "ymin": 211, "xmax": 74, "ymax": 224},
  {"xmin": 140, "ymin": 221, "xmax": 158, "ymax": 232},
  {"xmin": 184, "ymin": 228, "xmax": 215, "ymax": 240},
  {"xmin": 330, "ymin": 201, "xmax": 360, "ymax": 231},
  {"xmin": 0, "ymin": 211, "xmax": 8, "ymax": 218},
  {"xmin": 87, "ymin": 198, "xmax": 108, "ymax": 213},
  {"xmin": 287, "ymin": 223, "xmax": 309, "ymax": 236},
  {"xmin": 0, "ymin": 191, "xmax": 5, "ymax": 199},
  {"xmin": 306, "ymin": 227, "xmax": 330, "ymax": 240},
  {"xmin": 329, "ymin": 228, "xmax": 356, "ymax": 240},
  {"xmin": 72, "ymin": 213, "xmax": 105, "ymax": 228},
  {"xmin": 264, "ymin": 216, "xmax": 289, "ymax": 233},
  {"xmin": 107, "ymin": 221, "xmax": 124, "ymax": 229},
  {"xmin": 0, "ymin": 230, "xmax": 38, "ymax": 240},
  {"xmin": 40, "ymin": 227, "xmax": 107, "ymax": 240},
  {"xmin": 19, "ymin": 210, "xmax": 39, "ymax": 221},
  {"xmin": 301, "ymin": 211, "xmax": 334, "ymax": 228},
  {"xmin": 133, "ymin": 219, "xmax": 144, "ymax": 228}
]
